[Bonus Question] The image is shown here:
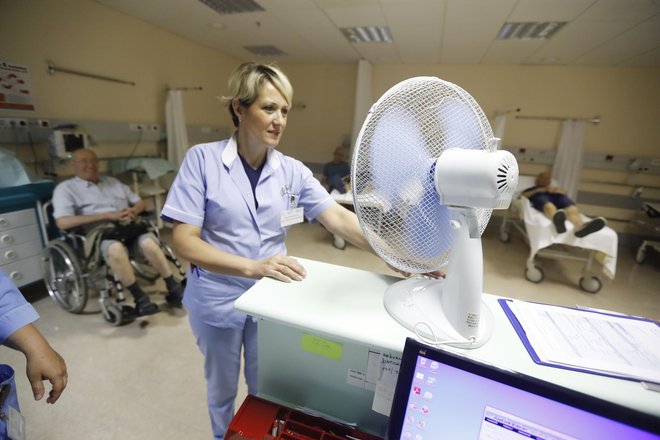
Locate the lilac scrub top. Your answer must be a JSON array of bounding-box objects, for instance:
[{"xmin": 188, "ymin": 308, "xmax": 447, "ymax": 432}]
[{"xmin": 161, "ymin": 135, "xmax": 334, "ymax": 329}]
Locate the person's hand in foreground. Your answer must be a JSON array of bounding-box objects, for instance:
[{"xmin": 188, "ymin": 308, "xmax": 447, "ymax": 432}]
[{"xmin": 6, "ymin": 323, "xmax": 68, "ymax": 404}]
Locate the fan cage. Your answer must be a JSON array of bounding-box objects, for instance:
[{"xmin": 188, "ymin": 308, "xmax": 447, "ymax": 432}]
[{"xmin": 352, "ymin": 77, "xmax": 494, "ymax": 273}]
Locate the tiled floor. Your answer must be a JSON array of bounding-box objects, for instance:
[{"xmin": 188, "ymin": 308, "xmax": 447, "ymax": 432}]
[{"xmin": 4, "ymin": 221, "xmax": 659, "ymax": 439}]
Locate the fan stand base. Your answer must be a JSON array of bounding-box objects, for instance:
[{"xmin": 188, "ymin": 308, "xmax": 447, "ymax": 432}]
[{"xmin": 384, "ymin": 277, "xmax": 493, "ymax": 349}]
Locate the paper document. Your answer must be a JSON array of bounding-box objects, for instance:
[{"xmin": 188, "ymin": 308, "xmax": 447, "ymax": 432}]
[{"xmin": 503, "ymin": 300, "xmax": 660, "ymax": 383}]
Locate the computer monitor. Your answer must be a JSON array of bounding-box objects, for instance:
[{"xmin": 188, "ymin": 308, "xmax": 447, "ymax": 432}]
[{"xmin": 387, "ymin": 337, "xmax": 660, "ymax": 440}]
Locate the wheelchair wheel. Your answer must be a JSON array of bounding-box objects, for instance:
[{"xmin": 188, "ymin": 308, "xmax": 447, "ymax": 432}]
[
  {"xmin": 131, "ymin": 258, "xmax": 159, "ymax": 281},
  {"xmin": 102, "ymin": 304, "xmax": 137, "ymax": 326},
  {"xmin": 131, "ymin": 241, "xmax": 186, "ymax": 282},
  {"xmin": 43, "ymin": 241, "xmax": 88, "ymax": 313}
]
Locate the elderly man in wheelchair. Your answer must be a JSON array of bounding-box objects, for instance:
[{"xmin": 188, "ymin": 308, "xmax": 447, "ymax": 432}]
[{"xmin": 44, "ymin": 148, "xmax": 185, "ymax": 325}]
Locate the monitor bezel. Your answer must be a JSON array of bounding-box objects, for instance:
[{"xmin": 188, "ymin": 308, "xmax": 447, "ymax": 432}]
[{"xmin": 387, "ymin": 337, "xmax": 660, "ymax": 439}]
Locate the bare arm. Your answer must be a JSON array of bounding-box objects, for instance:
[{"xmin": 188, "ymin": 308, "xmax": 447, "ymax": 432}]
[
  {"xmin": 4, "ymin": 324, "xmax": 67, "ymax": 404},
  {"xmin": 55, "ymin": 200, "xmax": 147, "ymax": 230},
  {"xmin": 316, "ymin": 203, "xmax": 371, "ymax": 252},
  {"xmin": 171, "ymin": 222, "xmax": 306, "ymax": 283}
]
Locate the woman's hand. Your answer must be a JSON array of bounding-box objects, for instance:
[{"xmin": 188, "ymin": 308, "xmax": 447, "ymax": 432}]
[{"xmin": 254, "ymin": 254, "xmax": 306, "ymax": 283}]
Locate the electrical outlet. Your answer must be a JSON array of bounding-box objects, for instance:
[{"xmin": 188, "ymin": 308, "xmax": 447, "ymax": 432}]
[
  {"xmin": 129, "ymin": 123, "xmax": 146, "ymax": 132},
  {"xmin": 149, "ymin": 124, "xmax": 159, "ymax": 132},
  {"xmin": 0, "ymin": 118, "xmax": 28, "ymax": 129}
]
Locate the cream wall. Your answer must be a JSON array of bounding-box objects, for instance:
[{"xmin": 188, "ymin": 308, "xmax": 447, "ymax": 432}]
[
  {"xmin": 1, "ymin": 0, "xmax": 238, "ymax": 175},
  {"xmin": 2, "ymin": 0, "xmax": 659, "ymax": 232}
]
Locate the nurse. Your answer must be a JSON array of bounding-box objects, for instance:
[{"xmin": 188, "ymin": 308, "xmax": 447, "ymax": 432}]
[
  {"xmin": 161, "ymin": 62, "xmax": 373, "ymax": 438},
  {"xmin": 1, "ymin": 270, "xmax": 68, "ymax": 437}
]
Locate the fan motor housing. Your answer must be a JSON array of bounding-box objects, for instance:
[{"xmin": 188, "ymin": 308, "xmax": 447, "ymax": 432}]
[{"xmin": 434, "ymin": 149, "xmax": 519, "ymax": 210}]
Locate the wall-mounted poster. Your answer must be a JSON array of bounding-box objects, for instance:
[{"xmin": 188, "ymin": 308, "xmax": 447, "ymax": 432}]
[{"xmin": 0, "ymin": 61, "xmax": 35, "ymax": 111}]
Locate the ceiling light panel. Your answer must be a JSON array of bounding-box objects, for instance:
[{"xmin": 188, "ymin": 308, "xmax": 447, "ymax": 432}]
[
  {"xmin": 244, "ymin": 45, "xmax": 288, "ymax": 56},
  {"xmin": 497, "ymin": 22, "xmax": 567, "ymax": 40},
  {"xmin": 341, "ymin": 26, "xmax": 393, "ymax": 43},
  {"xmin": 199, "ymin": 0, "xmax": 264, "ymax": 14}
]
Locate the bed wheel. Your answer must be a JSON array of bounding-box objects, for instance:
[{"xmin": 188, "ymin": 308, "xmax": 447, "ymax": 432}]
[
  {"xmin": 579, "ymin": 276, "xmax": 602, "ymax": 294},
  {"xmin": 635, "ymin": 246, "xmax": 646, "ymax": 264},
  {"xmin": 333, "ymin": 236, "xmax": 346, "ymax": 250},
  {"xmin": 499, "ymin": 230, "xmax": 511, "ymax": 243},
  {"xmin": 525, "ymin": 265, "xmax": 544, "ymax": 283}
]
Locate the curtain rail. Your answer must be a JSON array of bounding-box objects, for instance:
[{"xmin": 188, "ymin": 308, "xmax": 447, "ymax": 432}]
[
  {"xmin": 516, "ymin": 115, "xmax": 600, "ymax": 124},
  {"xmin": 47, "ymin": 61, "xmax": 135, "ymax": 86}
]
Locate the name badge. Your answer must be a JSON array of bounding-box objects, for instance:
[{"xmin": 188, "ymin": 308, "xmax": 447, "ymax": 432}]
[{"xmin": 281, "ymin": 207, "xmax": 304, "ymax": 227}]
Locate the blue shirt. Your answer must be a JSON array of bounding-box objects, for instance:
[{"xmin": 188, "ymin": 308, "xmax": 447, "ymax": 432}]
[
  {"xmin": 161, "ymin": 135, "xmax": 334, "ymax": 328},
  {"xmin": 0, "ymin": 269, "xmax": 39, "ymax": 344},
  {"xmin": 52, "ymin": 175, "xmax": 141, "ymax": 219}
]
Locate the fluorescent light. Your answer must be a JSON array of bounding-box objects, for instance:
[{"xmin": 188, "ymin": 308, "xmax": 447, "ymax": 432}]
[
  {"xmin": 199, "ymin": 0, "xmax": 264, "ymax": 15},
  {"xmin": 244, "ymin": 45, "xmax": 287, "ymax": 56},
  {"xmin": 497, "ymin": 22, "xmax": 567, "ymax": 40},
  {"xmin": 341, "ymin": 26, "xmax": 393, "ymax": 43}
]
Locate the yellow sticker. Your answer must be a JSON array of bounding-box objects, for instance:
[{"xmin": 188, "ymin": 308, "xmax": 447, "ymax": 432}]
[{"xmin": 301, "ymin": 333, "xmax": 343, "ymax": 360}]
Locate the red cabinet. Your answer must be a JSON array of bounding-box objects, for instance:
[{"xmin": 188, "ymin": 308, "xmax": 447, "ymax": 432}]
[{"xmin": 226, "ymin": 395, "xmax": 383, "ymax": 440}]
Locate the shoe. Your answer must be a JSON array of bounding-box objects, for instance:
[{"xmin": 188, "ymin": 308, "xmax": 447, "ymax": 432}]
[
  {"xmin": 575, "ymin": 217, "xmax": 606, "ymax": 238},
  {"xmin": 552, "ymin": 210, "xmax": 566, "ymax": 234},
  {"xmin": 165, "ymin": 284, "xmax": 184, "ymax": 308},
  {"xmin": 134, "ymin": 296, "xmax": 160, "ymax": 316}
]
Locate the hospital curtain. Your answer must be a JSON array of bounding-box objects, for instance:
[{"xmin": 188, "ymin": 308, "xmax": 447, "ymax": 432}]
[
  {"xmin": 552, "ymin": 119, "xmax": 585, "ymax": 201},
  {"xmin": 166, "ymin": 89, "xmax": 190, "ymax": 167},
  {"xmin": 350, "ymin": 59, "xmax": 373, "ymax": 150}
]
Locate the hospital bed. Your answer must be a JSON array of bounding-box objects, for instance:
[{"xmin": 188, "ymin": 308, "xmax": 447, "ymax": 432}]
[
  {"xmin": 499, "ymin": 175, "xmax": 618, "ymax": 293},
  {"xmin": 634, "ymin": 202, "xmax": 660, "ymax": 264}
]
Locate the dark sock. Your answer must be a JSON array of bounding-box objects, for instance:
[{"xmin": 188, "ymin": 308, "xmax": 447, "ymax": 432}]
[
  {"xmin": 127, "ymin": 282, "xmax": 147, "ymax": 301},
  {"xmin": 164, "ymin": 275, "xmax": 179, "ymax": 292}
]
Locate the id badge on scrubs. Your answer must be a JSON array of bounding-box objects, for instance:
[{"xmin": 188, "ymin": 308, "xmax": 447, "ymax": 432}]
[
  {"xmin": 7, "ymin": 406, "xmax": 25, "ymax": 440},
  {"xmin": 281, "ymin": 193, "xmax": 303, "ymax": 227},
  {"xmin": 281, "ymin": 207, "xmax": 304, "ymax": 227}
]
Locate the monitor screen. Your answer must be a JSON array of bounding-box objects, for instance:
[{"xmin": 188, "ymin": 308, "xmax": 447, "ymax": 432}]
[{"xmin": 387, "ymin": 338, "xmax": 660, "ymax": 440}]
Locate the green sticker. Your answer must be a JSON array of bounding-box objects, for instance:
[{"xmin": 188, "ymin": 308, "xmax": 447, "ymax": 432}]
[{"xmin": 301, "ymin": 333, "xmax": 343, "ymax": 360}]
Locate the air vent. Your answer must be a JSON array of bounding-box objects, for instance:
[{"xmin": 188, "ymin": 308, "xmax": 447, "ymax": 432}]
[
  {"xmin": 497, "ymin": 22, "xmax": 566, "ymax": 40},
  {"xmin": 341, "ymin": 26, "xmax": 393, "ymax": 43},
  {"xmin": 199, "ymin": 0, "xmax": 264, "ymax": 14},
  {"xmin": 244, "ymin": 45, "xmax": 287, "ymax": 56}
]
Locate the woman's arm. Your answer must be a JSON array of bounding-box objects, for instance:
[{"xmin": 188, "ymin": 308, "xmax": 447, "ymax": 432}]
[
  {"xmin": 316, "ymin": 203, "xmax": 371, "ymax": 251},
  {"xmin": 4, "ymin": 324, "xmax": 67, "ymax": 404},
  {"xmin": 171, "ymin": 222, "xmax": 306, "ymax": 283}
]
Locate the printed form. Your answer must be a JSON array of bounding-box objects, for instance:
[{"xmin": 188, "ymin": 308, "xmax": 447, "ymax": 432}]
[{"xmin": 507, "ymin": 300, "xmax": 660, "ymax": 383}]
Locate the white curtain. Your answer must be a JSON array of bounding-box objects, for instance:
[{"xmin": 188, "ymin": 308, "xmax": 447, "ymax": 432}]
[
  {"xmin": 491, "ymin": 113, "xmax": 508, "ymax": 146},
  {"xmin": 166, "ymin": 89, "xmax": 189, "ymax": 167},
  {"xmin": 350, "ymin": 59, "xmax": 373, "ymax": 150},
  {"xmin": 552, "ymin": 119, "xmax": 586, "ymax": 201}
]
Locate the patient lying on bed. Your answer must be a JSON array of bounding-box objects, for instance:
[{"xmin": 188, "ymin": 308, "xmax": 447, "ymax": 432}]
[{"xmin": 521, "ymin": 172, "xmax": 606, "ymax": 238}]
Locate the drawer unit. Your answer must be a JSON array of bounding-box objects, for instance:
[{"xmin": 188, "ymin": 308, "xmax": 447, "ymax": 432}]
[
  {"xmin": 0, "ymin": 239, "xmax": 43, "ymax": 265},
  {"xmin": 3, "ymin": 255, "xmax": 44, "ymax": 286},
  {"xmin": 0, "ymin": 207, "xmax": 45, "ymax": 287},
  {"xmin": 0, "ymin": 208, "xmax": 37, "ymax": 231}
]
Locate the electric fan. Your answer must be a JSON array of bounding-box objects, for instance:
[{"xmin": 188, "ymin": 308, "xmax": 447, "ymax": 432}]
[{"xmin": 352, "ymin": 77, "xmax": 518, "ymax": 348}]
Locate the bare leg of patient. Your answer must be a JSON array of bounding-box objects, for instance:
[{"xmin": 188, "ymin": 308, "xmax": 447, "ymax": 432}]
[
  {"xmin": 107, "ymin": 242, "xmax": 136, "ymax": 286},
  {"xmin": 543, "ymin": 202, "xmax": 557, "ymax": 219},
  {"xmin": 140, "ymin": 237, "xmax": 173, "ymax": 278},
  {"xmin": 564, "ymin": 205, "xmax": 584, "ymax": 229}
]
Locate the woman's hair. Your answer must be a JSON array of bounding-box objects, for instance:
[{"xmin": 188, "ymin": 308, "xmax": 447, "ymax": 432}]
[{"xmin": 223, "ymin": 62, "xmax": 293, "ymax": 127}]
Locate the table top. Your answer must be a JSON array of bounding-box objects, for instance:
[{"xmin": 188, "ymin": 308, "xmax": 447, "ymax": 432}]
[{"xmin": 235, "ymin": 257, "xmax": 660, "ymax": 417}]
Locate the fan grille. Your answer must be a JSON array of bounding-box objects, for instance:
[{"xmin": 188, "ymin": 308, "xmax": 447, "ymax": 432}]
[{"xmin": 352, "ymin": 77, "xmax": 494, "ymax": 273}]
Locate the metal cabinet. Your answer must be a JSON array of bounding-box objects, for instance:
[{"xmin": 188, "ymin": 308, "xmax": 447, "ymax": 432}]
[{"xmin": 0, "ymin": 207, "xmax": 45, "ymax": 287}]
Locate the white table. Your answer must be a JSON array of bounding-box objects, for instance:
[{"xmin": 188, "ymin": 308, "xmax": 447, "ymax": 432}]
[{"xmin": 235, "ymin": 257, "xmax": 660, "ymax": 435}]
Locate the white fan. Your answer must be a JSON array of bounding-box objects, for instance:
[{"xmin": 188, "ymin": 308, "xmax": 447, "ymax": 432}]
[{"xmin": 352, "ymin": 77, "xmax": 519, "ymax": 348}]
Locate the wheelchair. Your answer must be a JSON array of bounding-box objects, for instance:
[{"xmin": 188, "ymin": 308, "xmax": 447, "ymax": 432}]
[{"xmin": 41, "ymin": 202, "xmax": 186, "ymax": 326}]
